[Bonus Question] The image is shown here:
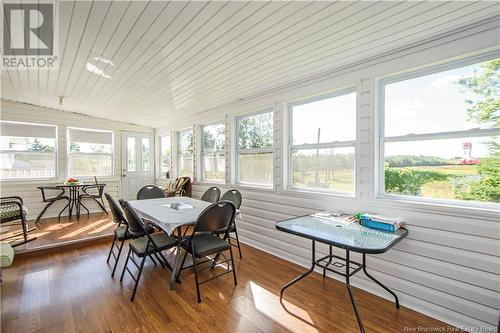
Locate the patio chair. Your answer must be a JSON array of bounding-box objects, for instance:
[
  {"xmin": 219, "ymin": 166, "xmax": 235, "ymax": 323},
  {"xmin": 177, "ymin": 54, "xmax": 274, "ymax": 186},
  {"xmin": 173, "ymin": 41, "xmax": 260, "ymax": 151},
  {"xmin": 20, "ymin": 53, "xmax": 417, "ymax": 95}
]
[
  {"xmin": 78, "ymin": 184, "xmax": 108, "ymax": 216},
  {"xmin": 0, "ymin": 196, "xmax": 36, "ymax": 246},
  {"xmin": 176, "ymin": 201, "xmax": 237, "ymax": 303},
  {"xmin": 35, "ymin": 186, "xmax": 70, "ymax": 224}
]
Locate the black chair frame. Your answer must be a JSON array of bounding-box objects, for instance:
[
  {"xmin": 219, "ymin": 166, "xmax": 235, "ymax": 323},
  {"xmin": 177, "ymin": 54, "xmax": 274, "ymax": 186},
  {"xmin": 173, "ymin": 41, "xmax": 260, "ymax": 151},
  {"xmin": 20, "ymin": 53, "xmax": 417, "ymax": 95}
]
[
  {"xmin": 176, "ymin": 201, "xmax": 237, "ymax": 303},
  {"xmin": 217, "ymin": 189, "xmax": 243, "ymax": 258},
  {"xmin": 120, "ymin": 202, "xmax": 176, "ymax": 301},
  {"xmin": 35, "ymin": 187, "xmax": 70, "ymax": 224},
  {"xmin": 0, "ymin": 196, "xmax": 37, "ymax": 246},
  {"xmin": 136, "ymin": 185, "xmax": 165, "ymax": 200}
]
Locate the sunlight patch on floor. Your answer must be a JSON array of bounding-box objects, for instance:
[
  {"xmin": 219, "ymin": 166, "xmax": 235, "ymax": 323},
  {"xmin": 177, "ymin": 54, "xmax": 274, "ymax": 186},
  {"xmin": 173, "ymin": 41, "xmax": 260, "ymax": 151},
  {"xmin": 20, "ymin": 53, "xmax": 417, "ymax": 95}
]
[
  {"xmin": 249, "ymin": 281, "xmax": 317, "ymax": 333},
  {"xmin": 88, "ymin": 221, "xmax": 115, "ymax": 234},
  {"xmin": 59, "ymin": 219, "xmax": 109, "ymax": 239}
]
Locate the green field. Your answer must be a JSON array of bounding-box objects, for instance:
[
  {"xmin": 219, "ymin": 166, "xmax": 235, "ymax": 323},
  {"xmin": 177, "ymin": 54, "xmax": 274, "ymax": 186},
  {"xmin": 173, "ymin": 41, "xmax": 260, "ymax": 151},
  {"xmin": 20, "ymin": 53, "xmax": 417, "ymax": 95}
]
[
  {"xmin": 391, "ymin": 164, "xmax": 479, "ymax": 199},
  {"xmin": 293, "ymin": 168, "xmax": 354, "ymax": 192}
]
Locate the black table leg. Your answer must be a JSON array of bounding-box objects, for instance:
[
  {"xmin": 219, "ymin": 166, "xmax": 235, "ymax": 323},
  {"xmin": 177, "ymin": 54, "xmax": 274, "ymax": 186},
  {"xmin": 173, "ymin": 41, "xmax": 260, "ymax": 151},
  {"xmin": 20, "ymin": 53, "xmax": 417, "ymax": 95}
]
[
  {"xmin": 346, "ymin": 250, "xmax": 365, "ymax": 333},
  {"xmin": 280, "ymin": 240, "xmax": 316, "ymax": 301},
  {"xmin": 362, "ymin": 253, "xmax": 400, "ymax": 308},
  {"xmin": 323, "ymin": 245, "xmax": 333, "ymax": 278}
]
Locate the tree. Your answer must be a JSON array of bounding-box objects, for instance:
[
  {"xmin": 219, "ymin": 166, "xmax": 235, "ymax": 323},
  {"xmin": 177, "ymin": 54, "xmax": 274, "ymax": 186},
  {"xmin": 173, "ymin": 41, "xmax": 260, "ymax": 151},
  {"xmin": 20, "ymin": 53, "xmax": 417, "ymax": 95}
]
[
  {"xmin": 28, "ymin": 138, "xmax": 54, "ymax": 152},
  {"xmin": 455, "ymin": 59, "xmax": 500, "ymax": 203},
  {"xmin": 238, "ymin": 113, "xmax": 273, "ymax": 149},
  {"xmin": 458, "ymin": 59, "xmax": 499, "ymax": 127}
]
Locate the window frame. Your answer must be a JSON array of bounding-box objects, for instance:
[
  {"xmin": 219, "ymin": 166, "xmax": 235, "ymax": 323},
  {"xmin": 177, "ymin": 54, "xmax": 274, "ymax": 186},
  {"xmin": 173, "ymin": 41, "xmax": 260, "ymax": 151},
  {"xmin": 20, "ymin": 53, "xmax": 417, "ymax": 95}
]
[
  {"xmin": 67, "ymin": 127, "xmax": 114, "ymax": 178},
  {"xmin": 159, "ymin": 133, "xmax": 172, "ymax": 178},
  {"xmin": 377, "ymin": 52, "xmax": 500, "ymax": 208},
  {"xmin": 177, "ymin": 127, "xmax": 194, "ymax": 178},
  {"xmin": 200, "ymin": 122, "xmax": 226, "ymax": 183},
  {"xmin": 0, "ymin": 121, "xmax": 58, "ymax": 180},
  {"xmin": 235, "ymin": 109, "xmax": 274, "ymax": 188},
  {"xmin": 287, "ymin": 88, "xmax": 357, "ymax": 196}
]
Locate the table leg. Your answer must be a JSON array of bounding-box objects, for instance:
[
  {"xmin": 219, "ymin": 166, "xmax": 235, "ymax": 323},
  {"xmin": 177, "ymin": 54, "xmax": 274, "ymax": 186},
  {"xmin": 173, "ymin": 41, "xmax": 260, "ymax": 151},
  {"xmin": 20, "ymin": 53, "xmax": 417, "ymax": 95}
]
[
  {"xmin": 169, "ymin": 226, "xmax": 182, "ymax": 290},
  {"xmin": 362, "ymin": 253, "xmax": 400, "ymax": 308},
  {"xmin": 323, "ymin": 245, "xmax": 333, "ymax": 278},
  {"xmin": 345, "ymin": 250, "xmax": 365, "ymax": 333},
  {"xmin": 280, "ymin": 240, "xmax": 316, "ymax": 301}
]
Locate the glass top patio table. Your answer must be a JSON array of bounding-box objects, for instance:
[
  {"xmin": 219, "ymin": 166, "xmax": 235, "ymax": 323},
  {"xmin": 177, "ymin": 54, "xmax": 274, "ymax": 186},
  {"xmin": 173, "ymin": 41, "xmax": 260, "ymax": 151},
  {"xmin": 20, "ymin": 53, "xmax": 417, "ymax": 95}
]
[{"xmin": 276, "ymin": 215, "xmax": 408, "ymax": 254}]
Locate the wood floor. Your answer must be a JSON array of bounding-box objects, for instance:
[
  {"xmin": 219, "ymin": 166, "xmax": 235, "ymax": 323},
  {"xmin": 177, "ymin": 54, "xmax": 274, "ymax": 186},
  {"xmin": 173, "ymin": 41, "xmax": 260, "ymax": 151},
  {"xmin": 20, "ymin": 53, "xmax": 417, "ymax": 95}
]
[
  {"xmin": 1, "ymin": 213, "xmax": 113, "ymax": 253},
  {"xmin": 1, "ymin": 239, "xmax": 451, "ymax": 333}
]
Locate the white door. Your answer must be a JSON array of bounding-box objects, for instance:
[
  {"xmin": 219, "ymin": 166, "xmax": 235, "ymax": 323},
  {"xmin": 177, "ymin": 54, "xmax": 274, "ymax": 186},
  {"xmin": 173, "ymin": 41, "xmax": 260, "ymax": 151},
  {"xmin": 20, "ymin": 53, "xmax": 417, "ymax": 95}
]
[{"xmin": 121, "ymin": 132, "xmax": 154, "ymax": 200}]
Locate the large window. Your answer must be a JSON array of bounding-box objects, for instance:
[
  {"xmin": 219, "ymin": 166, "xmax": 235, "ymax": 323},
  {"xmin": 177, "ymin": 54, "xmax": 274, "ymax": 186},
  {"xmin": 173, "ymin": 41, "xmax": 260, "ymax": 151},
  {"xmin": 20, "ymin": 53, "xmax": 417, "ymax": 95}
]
[
  {"xmin": 0, "ymin": 121, "xmax": 57, "ymax": 179},
  {"xmin": 381, "ymin": 56, "xmax": 500, "ymax": 205},
  {"xmin": 177, "ymin": 129, "xmax": 193, "ymax": 178},
  {"xmin": 201, "ymin": 123, "xmax": 225, "ymax": 181},
  {"xmin": 159, "ymin": 135, "xmax": 172, "ymax": 177},
  {"xmin": 68, "ymin": 127, "xmax": 113, "ymax": 177},
  {"xmin": 289, "ymin": 90, "xmax": 356, "ymax": 194},
  {"xmin": 236, "ymin": 111, "xmax": 273, "ymax": 186}
]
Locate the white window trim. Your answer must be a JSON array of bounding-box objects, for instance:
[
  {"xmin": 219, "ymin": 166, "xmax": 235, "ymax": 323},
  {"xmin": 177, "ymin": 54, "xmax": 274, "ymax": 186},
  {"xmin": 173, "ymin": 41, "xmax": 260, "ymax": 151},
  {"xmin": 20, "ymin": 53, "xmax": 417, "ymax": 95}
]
[
  {"xmin": 200, "ymin": 122, "xmax": 226, "ymax": 183},
  {"xmin": 377, "ymin": 52, "xmax": 500, "ymax": 210},
  {"xmin": 0, "ymin": 121, "xmax": 58, "ymax": 181},
  {"xmin": 177, "ymin": 128, "xmax": 194, "ymax": 178},
  {"xmin": 235, "ymin": 109, "xmax": 274, "ymax": 188},
  {"xmin": 158, "ymin": 133, "xmax": 172, "ymax": 178},
  {"xmin": 67, "ymin": 127, "xmax": 114, "ymax": 178},
  {"xmin": 287, "ymin": 88, "xmax": 357, "ymax": 196}
]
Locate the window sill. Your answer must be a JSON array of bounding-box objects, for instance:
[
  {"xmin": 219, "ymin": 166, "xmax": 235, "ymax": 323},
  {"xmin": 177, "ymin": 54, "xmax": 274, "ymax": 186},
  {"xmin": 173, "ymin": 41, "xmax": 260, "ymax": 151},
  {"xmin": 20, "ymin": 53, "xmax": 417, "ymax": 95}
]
[
  {"xmin": 193, "ymin": 180, "xmax": 225, "ymax": 187},
  {"xmin": 373, "ymin": 194, "xmax": 500, "ymax": 222},
  {"xmin": 0, "ymin": 177, "xmax": 121, "ymax": 186},
  {"xmin": 232, "ymin": 183, "xmax": 275, "ymax": 192},
  {"xmin": 283, "ymin": 187, "xmax": 356, "ymax": 199}
]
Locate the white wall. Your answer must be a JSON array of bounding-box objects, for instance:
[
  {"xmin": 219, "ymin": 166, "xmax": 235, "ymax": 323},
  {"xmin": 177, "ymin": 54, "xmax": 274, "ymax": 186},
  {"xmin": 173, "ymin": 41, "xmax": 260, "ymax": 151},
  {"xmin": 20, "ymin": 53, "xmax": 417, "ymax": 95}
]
[
  {"xmin": 157, "ymin": 19, "xmax": 500, "ymax": 331},
  {"xmin": 0, "ymin": 100, "xmax": 154, "ymax": 220}
]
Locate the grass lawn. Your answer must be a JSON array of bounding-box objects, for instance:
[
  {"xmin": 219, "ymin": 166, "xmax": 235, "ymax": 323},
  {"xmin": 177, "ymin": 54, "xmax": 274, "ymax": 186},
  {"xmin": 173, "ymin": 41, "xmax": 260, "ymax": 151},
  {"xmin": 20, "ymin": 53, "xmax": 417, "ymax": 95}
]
[
  {"xmin": 392, "ymin": 164, "xmax": 479, "ymax": 199},
  {"xmin": 293, "ymin": 168, "xmax": 354, "ymax": 192}
]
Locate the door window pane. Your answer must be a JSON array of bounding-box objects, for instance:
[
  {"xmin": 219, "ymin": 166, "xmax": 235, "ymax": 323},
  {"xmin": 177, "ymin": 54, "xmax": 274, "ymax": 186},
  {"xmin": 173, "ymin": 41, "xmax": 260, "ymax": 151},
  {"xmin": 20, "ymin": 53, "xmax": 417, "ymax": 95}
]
[
  {"xmin": 127, "ymin": 137, "xmax": 136, "ymax": 172},
  {"xmin": 141, "ymin": 138, "xmax": 150, "ymax": 172},
  {"xmin": 292, "ymin": 147, "xmax": 355, "ymax": 192}
]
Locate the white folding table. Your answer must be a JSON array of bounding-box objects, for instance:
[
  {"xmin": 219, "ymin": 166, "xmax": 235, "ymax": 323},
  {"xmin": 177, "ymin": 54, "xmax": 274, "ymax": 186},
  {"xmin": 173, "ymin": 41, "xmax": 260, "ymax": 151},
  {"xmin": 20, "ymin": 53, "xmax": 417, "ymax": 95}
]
[{"xmin": 127, "ymin": 196, "xmax": 212, "ymax": 290}]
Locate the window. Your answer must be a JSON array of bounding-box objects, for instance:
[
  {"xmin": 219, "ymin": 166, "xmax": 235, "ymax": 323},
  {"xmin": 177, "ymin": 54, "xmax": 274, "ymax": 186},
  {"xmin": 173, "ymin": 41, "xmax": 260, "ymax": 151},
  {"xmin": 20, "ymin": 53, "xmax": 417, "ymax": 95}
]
[
  {"xmin": 159, "ymin": 135, "xmax": 172, "ymax": 177},
  {"xmin": 201, "ymin": 123, "xmax": 225, "ymax": 181},
  {"xmin": 68, "ymin": 127, "xmax": 113, "ymax": 177},
  {"xmin": 177, "ymin": 129, "xmax": 193, "ymax": 178},
  {"xmin": 236, "ymin": 111, "xmax": 273, "ymax": 186},
  {"xmin": 289, "ymin": 90, "xmax": 356, "ymax": 194},
  {"xmin": 141, "ymin": 138, "xmax": 150, "ymax": 172},
  {"xmin": 381, "ymin": 56, "xmax": 500, "ymax": 205},
  {"xmin": 0, "ymin": 121, "xmax": 57, "ymax": 179}
]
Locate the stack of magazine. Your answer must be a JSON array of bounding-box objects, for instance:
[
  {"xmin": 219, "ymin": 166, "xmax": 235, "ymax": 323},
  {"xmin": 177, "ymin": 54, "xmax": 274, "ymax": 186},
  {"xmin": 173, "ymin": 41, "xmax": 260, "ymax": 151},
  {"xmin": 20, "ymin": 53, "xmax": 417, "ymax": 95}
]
[{"xmin": 358, "ymin": 213, "xmax": 405, "ymax": 232}]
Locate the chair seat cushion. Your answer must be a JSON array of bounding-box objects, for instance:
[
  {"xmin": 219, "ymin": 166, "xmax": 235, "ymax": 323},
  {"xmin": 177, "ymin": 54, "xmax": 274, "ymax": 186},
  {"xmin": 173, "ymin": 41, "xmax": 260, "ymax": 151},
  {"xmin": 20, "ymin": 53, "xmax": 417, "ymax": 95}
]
[
  {"xmin": 130, "ymin": 233, "xmax": 177, "ymax": 256},
  {"xmin": 181, "ymin": 234, "xmax": 231, "ymax": 257},
  {"xmin": 0, "ymin": 242, "xmax": 14, "ymax": 267},
  {"xmin": 114, "ymin": 224, "xmax": 154, "ymax": 241},
  {"xmin": 0, "ymin": 204, "xmax": 28, "ymax": 221}
]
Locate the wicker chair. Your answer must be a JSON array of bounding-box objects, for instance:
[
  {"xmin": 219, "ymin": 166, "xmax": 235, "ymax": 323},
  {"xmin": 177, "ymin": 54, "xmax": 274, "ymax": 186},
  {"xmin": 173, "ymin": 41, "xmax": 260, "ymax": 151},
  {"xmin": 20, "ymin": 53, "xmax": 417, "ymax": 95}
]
[{"xmin": 165, "ymin": 176, "xmax": 192, "ymax": 197}]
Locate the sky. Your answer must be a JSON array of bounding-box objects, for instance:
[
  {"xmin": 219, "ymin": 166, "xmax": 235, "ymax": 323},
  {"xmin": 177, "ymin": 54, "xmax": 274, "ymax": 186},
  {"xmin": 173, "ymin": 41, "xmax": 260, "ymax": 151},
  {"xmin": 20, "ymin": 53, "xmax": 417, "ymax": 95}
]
[{"xmin": 292, "ymin": 59, "xmax": 498, "ymax": 159}]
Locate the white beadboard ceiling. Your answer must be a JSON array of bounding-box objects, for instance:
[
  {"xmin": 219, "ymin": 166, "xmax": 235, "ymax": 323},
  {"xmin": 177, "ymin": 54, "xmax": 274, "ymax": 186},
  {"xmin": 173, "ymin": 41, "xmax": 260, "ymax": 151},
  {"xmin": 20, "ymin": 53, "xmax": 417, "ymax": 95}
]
[{"xmin": 1, "ymin": 1, "xmax": 499, "ymax": 128}]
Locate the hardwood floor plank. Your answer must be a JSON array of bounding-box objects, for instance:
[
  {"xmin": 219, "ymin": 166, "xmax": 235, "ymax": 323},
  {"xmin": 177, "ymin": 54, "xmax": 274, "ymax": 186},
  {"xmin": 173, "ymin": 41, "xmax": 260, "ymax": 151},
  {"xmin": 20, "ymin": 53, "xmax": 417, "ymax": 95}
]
[{"xmin": 1, "ymin": 230, "xmax": 454, "ymax": 333}]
